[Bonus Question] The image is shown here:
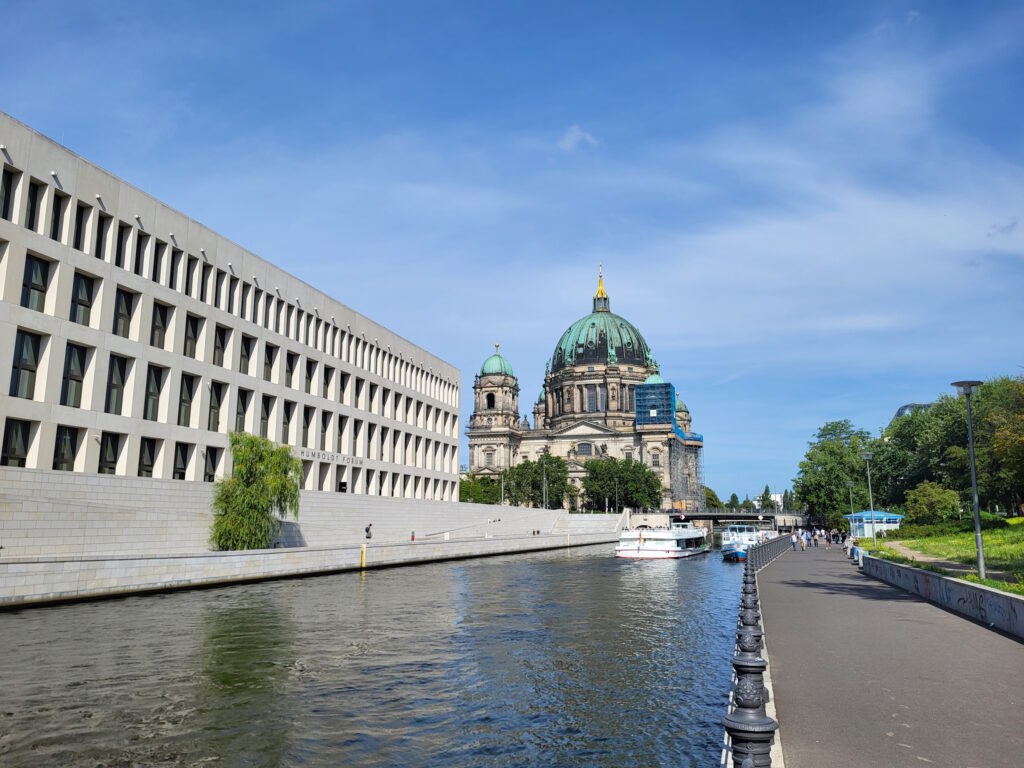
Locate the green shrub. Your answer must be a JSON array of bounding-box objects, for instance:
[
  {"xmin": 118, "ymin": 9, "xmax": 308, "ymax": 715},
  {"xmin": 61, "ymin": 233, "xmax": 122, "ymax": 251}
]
[{"xmin": 210, "ymin": 433, "xmax": 302, "ymax": 551}]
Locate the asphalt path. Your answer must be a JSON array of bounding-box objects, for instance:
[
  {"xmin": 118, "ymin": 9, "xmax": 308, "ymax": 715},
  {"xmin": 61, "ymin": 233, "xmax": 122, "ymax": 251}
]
[{"xmin": 757, "ymin": 545, "xmax": 1024, "ymax": 768}]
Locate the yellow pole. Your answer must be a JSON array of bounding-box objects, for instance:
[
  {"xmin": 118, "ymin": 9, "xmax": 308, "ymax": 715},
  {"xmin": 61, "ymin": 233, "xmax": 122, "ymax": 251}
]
[{"xmin": 361, "ymin": 543, "xmax": 366, "ymax": 569}]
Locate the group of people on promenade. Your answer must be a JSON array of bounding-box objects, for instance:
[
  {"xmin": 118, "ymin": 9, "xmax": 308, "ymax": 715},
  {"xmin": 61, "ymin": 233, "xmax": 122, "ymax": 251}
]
[{"xmin": 790, "ymin": 527, "xmax": 844, "ymax": 551}]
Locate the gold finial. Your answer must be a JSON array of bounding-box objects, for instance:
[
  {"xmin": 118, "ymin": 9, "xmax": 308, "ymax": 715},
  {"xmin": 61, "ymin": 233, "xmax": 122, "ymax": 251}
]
[
  {"xmin": 495, "ymin": 342, "xmax": 500, "ymax": 353},
  {"xmin": 594, "ymin": 262, "xmax": 608, "ymax": 299}
]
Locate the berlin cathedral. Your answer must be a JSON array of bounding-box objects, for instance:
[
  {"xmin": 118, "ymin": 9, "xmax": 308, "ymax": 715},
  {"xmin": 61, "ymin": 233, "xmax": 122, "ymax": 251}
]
[{"xmin": 466, "ymin": 269, "xmax": 704, "ymax": 511}]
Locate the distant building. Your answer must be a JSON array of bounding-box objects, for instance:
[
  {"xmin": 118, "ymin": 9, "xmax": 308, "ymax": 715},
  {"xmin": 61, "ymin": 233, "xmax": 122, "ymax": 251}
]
[
  {"xmin": 892, "ymin": 403, "xmax": 932, "ymax": 421},
  {"xmin": 466, "ymin": 268, "xmax": 704, "ymax": 510}
]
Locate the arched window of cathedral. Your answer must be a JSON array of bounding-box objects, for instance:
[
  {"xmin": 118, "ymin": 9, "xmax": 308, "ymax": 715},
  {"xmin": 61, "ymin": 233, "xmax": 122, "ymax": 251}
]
[
  {"xmin": 486, "ymin": 393, "xmax": 495, "ymax": 409},
  {"xmin": 485, "ymin": 451, "xmax": 494, "ymax": 467},
  {"xmin": 624, "ymin": 450, "xmax": 633, "ymax": 462},
  {"xmin": 578, "ymin": 443, "xmax": 592, "ymax": 456},
  {"xmin": 651, "ymin": 451, "xmax": 660, "ymax": 467},
  {"xmin": 585, "ymin": 385, "xmax": 598, "ymax": 412}
]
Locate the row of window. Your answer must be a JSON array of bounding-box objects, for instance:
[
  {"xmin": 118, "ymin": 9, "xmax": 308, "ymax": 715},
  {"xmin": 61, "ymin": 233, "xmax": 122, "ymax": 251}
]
[
  {"xmin": 0, "ymin": 418, "xmax": 455, "ymax": 499},
  {"xmin": 10, "ymin": 330, "xmax": 455, "ymax": 469},
  {"xmin": 12, "ymin": 251, "xmax": 458, "ymax": 435},
  {"xmin": 2, "ymin": 162, "xmax": 457, "ymax": 407},
  {"xmin": 480, "ymin": 445, "xmax": 658, "ymax": 466}
]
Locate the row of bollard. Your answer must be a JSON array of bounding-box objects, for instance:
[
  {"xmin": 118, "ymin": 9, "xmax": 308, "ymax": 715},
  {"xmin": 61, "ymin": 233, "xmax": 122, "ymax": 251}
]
[{"xmin": 722, "ymin": 538, "xmax": 787, "ymax": 767}]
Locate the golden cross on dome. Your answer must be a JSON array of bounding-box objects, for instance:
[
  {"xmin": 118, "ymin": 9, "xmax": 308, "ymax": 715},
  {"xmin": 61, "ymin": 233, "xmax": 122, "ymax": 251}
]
[
  {"xmin": 495, "ymin": 343, "xmax": 500, "ymax": 353},
  {"xmin": 594, "ymin": 263, "xmax": 608, "ymax": 299}
]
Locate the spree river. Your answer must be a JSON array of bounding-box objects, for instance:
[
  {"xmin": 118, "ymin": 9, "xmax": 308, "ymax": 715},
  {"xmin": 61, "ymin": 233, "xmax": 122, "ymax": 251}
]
[{"xmin": 0, "ymin": 545, "xmax": 742, "ymax": 767}]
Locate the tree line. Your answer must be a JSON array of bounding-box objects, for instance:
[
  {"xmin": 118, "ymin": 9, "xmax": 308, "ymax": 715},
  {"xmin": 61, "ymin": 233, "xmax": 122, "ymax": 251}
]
[
  {"xmin": 460, "ymin": 450, "xmax": 662, "ymax": 512},
  {"xmin": 792, "ymin": 376, "xmax": 1024, "ymax": 529}
]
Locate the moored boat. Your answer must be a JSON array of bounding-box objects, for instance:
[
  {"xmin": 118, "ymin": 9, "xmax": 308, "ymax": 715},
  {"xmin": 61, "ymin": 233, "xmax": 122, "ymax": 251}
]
[
  {"xmin": 720, "ymin": 524, "xmax": 761, "ymax": 561},
  {"xmin": 615, "ymin": 517, "xmax": 710, "ymax": 559}
]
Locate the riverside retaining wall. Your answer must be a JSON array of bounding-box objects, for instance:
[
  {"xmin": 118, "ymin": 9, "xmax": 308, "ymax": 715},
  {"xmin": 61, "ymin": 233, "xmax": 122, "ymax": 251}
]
[
  {"xmin": 0, "ymin": 468, "xmax": 621, "ymax": 608},
  {"xmin": 862, "ymin": 555, "xmax": 1024, "ymax": 640}
]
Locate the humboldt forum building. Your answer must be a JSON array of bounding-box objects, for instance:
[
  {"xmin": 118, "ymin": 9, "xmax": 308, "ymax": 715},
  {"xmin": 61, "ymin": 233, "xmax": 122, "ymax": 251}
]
[{"xmin": 0, "ymin": 113, "xmax": 460, "ymax": 502}]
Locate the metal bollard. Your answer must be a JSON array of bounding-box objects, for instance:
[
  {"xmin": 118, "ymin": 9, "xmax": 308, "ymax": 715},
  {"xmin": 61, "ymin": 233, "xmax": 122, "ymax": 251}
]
[{"xmin": 725, "ymin": 600, "xmax": 777, "ymax": 766}]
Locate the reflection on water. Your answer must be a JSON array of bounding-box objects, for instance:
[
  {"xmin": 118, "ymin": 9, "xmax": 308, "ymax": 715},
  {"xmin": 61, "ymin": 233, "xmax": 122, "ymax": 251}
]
[{"xmin": 0, "ymin": 546, "xmax": 741, "ymax": 767}]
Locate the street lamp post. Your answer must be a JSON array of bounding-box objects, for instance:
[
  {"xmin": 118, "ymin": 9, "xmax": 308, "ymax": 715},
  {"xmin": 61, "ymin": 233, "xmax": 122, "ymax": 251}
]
[
  {"xmin": 952, "ymin": 380, "xmax": 986, "ymax": 579},
  {"xmin": 860, "ymin": 451, "xmax": 876, "ymax": 548}
]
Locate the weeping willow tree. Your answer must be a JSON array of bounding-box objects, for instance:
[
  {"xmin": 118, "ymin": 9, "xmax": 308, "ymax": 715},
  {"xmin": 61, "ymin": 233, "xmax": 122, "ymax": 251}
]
[{"xmin": 210, "ymin": 432, "xmax": 302, "ymax": 550}]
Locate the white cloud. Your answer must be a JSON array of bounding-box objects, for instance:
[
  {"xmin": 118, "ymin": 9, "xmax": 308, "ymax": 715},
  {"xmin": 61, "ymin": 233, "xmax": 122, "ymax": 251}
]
[{"xmin": 557, "ymin": 124, "xmax": 599, "ymax": 152}]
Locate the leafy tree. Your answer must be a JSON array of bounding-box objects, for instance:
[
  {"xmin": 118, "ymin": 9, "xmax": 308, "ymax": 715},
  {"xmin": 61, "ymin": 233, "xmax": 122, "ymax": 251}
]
[
  {"xmin": 705, "ymin": 486, "xmax": 723, "ymax": 509},
  {"xmin": 793, "ymin": 419, "xmax": 874, "ymax": 529},
  {"xmin": 740, "ymin": 495, "xmax": 754, "ymax": 511},
  {"xmin": 904, "ymin": 481, "xmax": 961, "ymax": 525},
  {"xmin": 781, "ymin": 489, "xmax": 791, "ymax": 511},
  {"xmin": 758, "ymin": 484, "xmax": 776, "ymax": 511},
  {"xmin": 460, "ymin": 474, "xmax": 500, "ymax": 504},
  {"xmin": 506, "ymin": 450, "xmax": 570, "ymax": 508},
  {"xmin": 727, "ymin": 493, "xmax": 740, "ymax": 510},
  {"xmin": 211, "ymin": 433, "xmax": 302, "ymax": 551},
  {"xmin": 582, "ymin": 457, "xmax": 661, "ymax": 512}
]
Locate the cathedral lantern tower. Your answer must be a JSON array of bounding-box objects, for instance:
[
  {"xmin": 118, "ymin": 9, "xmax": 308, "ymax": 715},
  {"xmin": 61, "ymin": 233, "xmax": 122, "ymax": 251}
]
[{"xmin": 467, "ymin": 344, "xmax": 521, "ymax": 476}]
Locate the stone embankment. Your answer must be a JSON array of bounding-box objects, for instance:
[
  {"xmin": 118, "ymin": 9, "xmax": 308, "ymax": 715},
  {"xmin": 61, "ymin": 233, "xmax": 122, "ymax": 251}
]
[{"xmin": 0, "ymin": 468, "xmax": 621, "ymax": 608}]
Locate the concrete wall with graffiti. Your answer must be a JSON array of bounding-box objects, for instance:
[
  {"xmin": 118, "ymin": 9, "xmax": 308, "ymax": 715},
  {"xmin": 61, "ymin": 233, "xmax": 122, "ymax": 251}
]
[{"xmin": 862, "ymin": 556, "xmax": 1023, "ymax": 640}]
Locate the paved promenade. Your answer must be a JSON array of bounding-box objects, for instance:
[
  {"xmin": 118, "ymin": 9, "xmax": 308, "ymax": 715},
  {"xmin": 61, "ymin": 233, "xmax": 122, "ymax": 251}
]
[{"xmin": 758, "ymin": 546, "xmax": 1024, "ymax": 768}]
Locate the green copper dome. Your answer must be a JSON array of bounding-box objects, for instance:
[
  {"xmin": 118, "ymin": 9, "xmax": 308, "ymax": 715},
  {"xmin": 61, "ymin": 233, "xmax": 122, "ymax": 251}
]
[
  {"xmin": 676, "ymin": 398, "xmax": 688, "ymax": 412},
  {"xmin": 550, "ymin": 270, "xmax": 654, "ymax": 373},
  {"xmin": 643, "ymin": 372, "xmax": 665, "ymax": 385},
  {"xmin": 480, "ymin": 344, "xmax": 514, "ymax": 376}
]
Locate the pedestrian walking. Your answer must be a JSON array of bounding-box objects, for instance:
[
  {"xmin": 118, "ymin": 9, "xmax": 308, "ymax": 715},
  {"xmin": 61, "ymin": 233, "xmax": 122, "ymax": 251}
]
[{"xmin": 791, "ymin": 532, "xmax": 797, "ymax": 551}]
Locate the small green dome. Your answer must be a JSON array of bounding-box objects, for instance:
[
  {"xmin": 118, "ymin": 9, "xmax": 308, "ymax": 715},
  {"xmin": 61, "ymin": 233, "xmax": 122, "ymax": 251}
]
[
  {"xmin": 480, "ymin": 344, "xmax": 514, "ymax": 376},
  {"xmin": 537, "ymin": 391, "xmax": 545, "ymax": 404},
  {"xmin": 675, "ymin": 398, "xmax": 688, "ymax": 413},
  {"xmin": 643, "ymin": 373, "xmax": 665, "ymax": 385}
]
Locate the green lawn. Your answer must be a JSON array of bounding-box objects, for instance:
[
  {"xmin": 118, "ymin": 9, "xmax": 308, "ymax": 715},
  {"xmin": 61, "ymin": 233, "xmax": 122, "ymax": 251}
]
[{"xmin": 895, "ymin": 520, "xmax": 1024, "ymax": 574}]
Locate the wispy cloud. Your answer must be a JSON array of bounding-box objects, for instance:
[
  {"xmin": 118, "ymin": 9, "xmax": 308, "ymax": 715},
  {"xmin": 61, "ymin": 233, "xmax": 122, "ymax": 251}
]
[{"xmin": 557, "ymin": 124, "xmax": 599, "ymax": 152}]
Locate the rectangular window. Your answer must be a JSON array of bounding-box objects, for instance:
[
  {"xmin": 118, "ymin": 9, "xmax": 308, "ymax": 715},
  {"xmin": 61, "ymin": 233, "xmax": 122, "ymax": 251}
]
[
  {"xmin": 94, "ymin": 213, "xmax": 110, "ymax": 260},
  {"xmin": 25, "ymin": 180, "xmax": 43, "ymax": 231},
  {"xmin": 10, "ymin": 330, "xmax": 41, "ymax": 399},
  {"xmin": 323, "ymin": 366, "xmax": 334, "ymax": 399},
  {"xmin": 215, "ymin": 269, "xmax": 226, "ymax": 308},
  {"xmin": 228, "ymin": 277, "xmax": 237, "ymax": 314},
  {"xmin": 143, "ymin": 365, "xmax": 165, "ymax": 421},
  {"xmin": 253, "ymin": 289, "xmax": 263, "ymax": 325},
  {"xmin": 60, "ymin": 343, "xmax": 88, "ymax": 408},
  {"xmin": 652, "ymin": 453, "xmax": 660, "ymax": 467},
  {"xmin": 52, "ymin": 425, "xmax": 78, "ymax": 471},
  {"xmin": 286, "ymin": 353, "xmax": 297, "ymax": 388},
  {"xmin": 115, "ymin": 222, "xmax": 130, "ymax": 268},
  {"xmin": 239, "ymin": 335, "xmax": 254, "ymax": 375},
  {"xmin": 98, "ymin": 432, "xmax": 120, "ymax": 474},
  {"xmin": 73, "ymin": 202, "xmax": 89, "ymax": 251},
  {"xmin": 49, "ymin": 192, "xmax": 67, "ymax": 241},
  {"xmin": 173, "ymin": 442, "xmax": 190, "ymax": 480},
  {"xmin": 1, "ymin": 419, "xmax": 31, "ymax": 467},
  {"xmin": 204, "ymin": 448, "xmax": 218, "ymax": 482},
  {"xmin": 21, "ymin": 255, "xmax": 49, "ymax": 312},
  {"xmin": 303, "ymin": 406, "xmax": 313, "ymax": 448},
  {"xmin": 70, "ymin": 272, "xmax": 95, "ymax": 326},
  {"xmin": 0, "ymin": 167, "xmax": 14, "ymax": 220},
  {"xmin": 213, "ymin": 324, "xmax": 229, "ymax": 367},
  {"xmin": 321, "ymin": 411, "xmax": 330, "ymax": 450},
  {"xmin": 150, "ymin": 302, "xmax": 170, "ymax": 348},
  {"xmin": 185, "ymin": 256, "xmax": 197, "ymax": 296},
  {"xmin": 104, "ymin": 354, "xmax": 128, "ymax": 415},
  {"xmin": 235, "ymin": 388, "xmax": 251, "ymax": 432},
  {"xmin": 169, "ymin": 249, "xmax": 182, "ymax": 290},
  {"xmin": 200, "ymin": 263, "xmax": 212, "ymax": 303},
  {"xmin": 183, "ymin": 314, "xmax": 201, "ymax": 358},
  {"xmin": 264, "ymin": 344, "xmax": 277, "ymax": 382},
  {"xmin": 304, "ymin": 359, "xmax": 315, "ymax": 394},
  {"xmin": 138, "ymin": 437, "xmax": 157, "ymax": 477},
  {"xmin": 178, "ymin": 374, "xmax": 197, "ymax": 427},
  {"xmin": 152, "ymin": 240, "xmax": 165, "ymax": 283},
  {"xmin": 241, "ymin": 282, "xmax": 250, "ymax": 318},
  {"xmin": 208, "ymin": 381, "xmax": 224, "ymax": 431},
  {"xmin": 260, "ymin": 395, "xmax": 272, "ymax": 438},
  {"xmin": 133, "ymin": 232, "xmax": 148, "ymax": 276},
  {"xmin": 282, "ymin": 401, "xmax": 294, "ymax": 443},
  {"xmin": 112, "ymin": 288, "xmax": 135, "ymax": 338}
]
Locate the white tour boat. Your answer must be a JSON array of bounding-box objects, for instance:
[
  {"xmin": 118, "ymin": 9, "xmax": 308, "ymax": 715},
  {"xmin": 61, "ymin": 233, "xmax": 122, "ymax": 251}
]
[{"xmin": 615, "ymin": 515, "xmax": 710, "ymax": 560}]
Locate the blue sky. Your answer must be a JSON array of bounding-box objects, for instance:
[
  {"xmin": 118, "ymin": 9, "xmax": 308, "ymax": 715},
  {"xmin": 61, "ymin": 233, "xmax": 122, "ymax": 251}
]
[{"xmin": 5, "ymin": 1, "xmax": 1023, "ymax": 499}]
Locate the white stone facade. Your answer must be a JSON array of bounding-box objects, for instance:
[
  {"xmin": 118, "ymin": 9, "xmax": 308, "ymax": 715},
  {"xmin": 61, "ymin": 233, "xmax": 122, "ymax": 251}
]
[{"xmin": 0, "ymin": 112, "xmax": 460, "ymax": 501}]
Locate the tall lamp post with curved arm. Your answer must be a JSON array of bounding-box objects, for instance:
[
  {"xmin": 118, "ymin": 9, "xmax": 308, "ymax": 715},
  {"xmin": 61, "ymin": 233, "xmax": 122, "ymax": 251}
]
[{"xmin": 952, "ymin": 380, "xmax": 986, "ymax": 579}]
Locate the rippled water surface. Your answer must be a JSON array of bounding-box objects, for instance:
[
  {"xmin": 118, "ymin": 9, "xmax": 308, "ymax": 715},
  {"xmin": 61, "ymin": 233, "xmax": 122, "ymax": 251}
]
[{"xmin": 0, "ymin": 545, "xmax": 742, "ymax": 767}]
